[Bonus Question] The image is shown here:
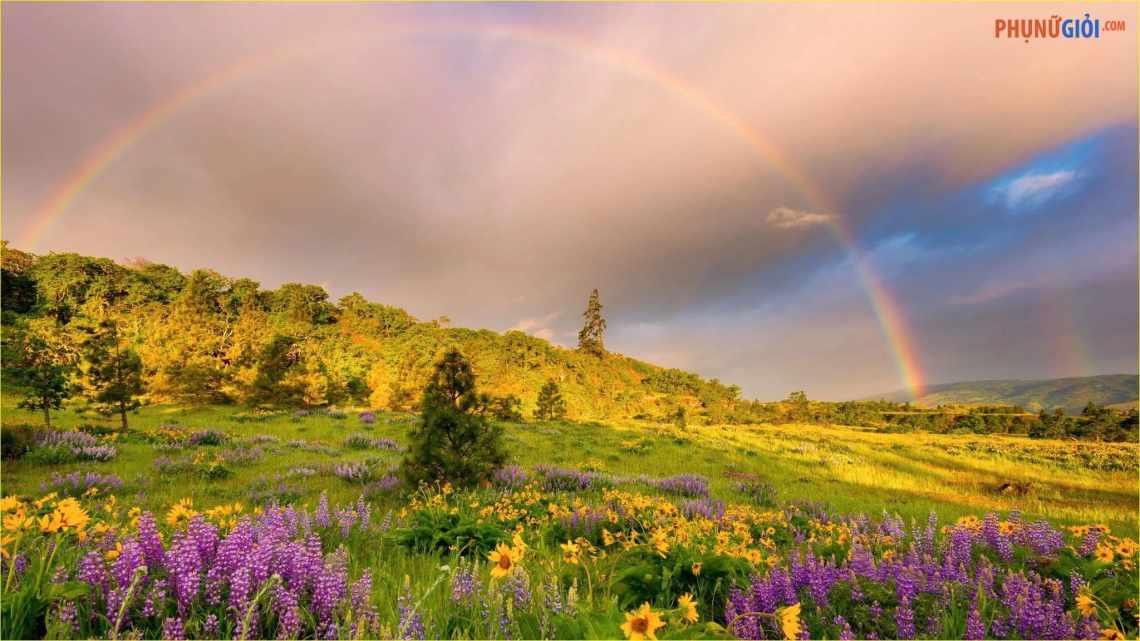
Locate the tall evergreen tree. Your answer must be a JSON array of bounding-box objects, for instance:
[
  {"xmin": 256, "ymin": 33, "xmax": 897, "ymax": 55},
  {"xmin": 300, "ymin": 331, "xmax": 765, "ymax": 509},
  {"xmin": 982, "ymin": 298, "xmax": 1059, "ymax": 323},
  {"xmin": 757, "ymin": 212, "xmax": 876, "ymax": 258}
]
[
  {"xmin": 535, "ymin": 379, "xmax": 567, "ymax": 421},
  {"xmin": 402, "ymin": 349, "xmax": 506, "ymax": 487},
  {"xmin": 83, "ymin": 319, "xmax": 144, "ymax": 429},
  {"xmin": 577, "ymin": 288, "xmax": 606, "ymax": 356}
]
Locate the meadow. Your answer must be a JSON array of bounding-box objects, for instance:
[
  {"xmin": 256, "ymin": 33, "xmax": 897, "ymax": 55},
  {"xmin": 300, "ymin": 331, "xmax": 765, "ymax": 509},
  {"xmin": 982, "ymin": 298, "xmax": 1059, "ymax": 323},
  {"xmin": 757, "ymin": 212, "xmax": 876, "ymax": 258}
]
[{"xmin": 1, "ymin": 401, "xmax": 1137, "ymax": 640}]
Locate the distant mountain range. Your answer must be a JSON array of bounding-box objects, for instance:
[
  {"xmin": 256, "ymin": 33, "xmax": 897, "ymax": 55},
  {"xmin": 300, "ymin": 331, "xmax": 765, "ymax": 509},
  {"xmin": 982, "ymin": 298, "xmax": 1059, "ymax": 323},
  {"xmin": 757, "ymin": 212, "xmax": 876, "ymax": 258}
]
[{"xmin": 868, "ymin": 374, "xmax": 1139, "ymax": 413}]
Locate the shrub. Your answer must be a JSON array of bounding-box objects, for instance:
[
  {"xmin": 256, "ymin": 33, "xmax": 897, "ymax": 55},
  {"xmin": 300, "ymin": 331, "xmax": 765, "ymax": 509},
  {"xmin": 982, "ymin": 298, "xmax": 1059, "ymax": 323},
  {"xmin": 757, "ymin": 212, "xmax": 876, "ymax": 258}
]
[
  {"xmin": 1, "ymin": 425, "xmax": 39, "ymax": 460},
  {"xmin": 186, "ymin": 430, "xmax": 227, "ymax": 446},
  {"xmin": 394, "ymin": 508, "xmax": 506, "ymax": 557}
]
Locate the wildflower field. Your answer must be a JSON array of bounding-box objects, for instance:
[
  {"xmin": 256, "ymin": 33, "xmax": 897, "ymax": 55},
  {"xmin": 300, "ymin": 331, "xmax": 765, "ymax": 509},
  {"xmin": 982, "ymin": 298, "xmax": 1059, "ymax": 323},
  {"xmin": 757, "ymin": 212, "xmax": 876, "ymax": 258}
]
[{"xmin": 1, "ymin": 402, "xmax": 1137, "ymax": 640}]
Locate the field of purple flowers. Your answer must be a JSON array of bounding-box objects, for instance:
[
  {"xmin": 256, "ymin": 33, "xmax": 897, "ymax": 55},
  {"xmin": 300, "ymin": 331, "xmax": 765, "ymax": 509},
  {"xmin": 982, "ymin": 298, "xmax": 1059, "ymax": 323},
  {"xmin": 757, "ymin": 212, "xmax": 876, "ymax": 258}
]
[{"xmin": 2, "ymin": 466, "xmax": 1136, "ymax": 640}]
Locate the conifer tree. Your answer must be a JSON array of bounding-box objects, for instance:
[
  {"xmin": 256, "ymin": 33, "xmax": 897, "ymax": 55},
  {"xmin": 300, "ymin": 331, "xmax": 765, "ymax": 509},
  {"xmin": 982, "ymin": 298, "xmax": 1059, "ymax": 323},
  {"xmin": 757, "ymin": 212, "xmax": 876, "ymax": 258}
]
[
  {"xmin": 402, "ymin": 349, "xmax": 506, "ymax": 487},
  {"xmin": 535, "ymin": 379, "xmax": 567, "ymax": 421},
  {"xmin": 577, "ymin": 288, "xmax": 606, "ymax": 356},
  {"xmin": 83, "ymin": 319, "xmax": 144, "ymax": 429}
]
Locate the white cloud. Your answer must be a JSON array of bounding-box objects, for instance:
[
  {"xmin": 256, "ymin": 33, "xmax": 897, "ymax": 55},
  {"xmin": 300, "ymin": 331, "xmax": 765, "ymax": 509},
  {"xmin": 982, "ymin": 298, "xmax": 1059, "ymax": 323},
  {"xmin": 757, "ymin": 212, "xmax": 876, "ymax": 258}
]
[
  {"xmin": 998, "ymin": 170, "xmax": 1078, "ymax": 211},
  {"xmin": 766, "ymin": 206, "xmax": 833, "ymax": 230},
  {"xmin": 507, "ymin": 312, "xmax": 561, "ymax": 342}
]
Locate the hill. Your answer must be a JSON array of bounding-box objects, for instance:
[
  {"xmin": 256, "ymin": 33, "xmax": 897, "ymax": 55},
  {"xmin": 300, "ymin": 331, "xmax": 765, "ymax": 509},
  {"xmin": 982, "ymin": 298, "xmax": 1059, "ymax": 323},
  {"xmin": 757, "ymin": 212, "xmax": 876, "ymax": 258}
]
[
  {"xmin": 870, "ymin": 374, "xmax": 1139, "ymax": 413},
  {"xmin": 0, "ymin": 243, "xmax": 744, "ymax": 422}
]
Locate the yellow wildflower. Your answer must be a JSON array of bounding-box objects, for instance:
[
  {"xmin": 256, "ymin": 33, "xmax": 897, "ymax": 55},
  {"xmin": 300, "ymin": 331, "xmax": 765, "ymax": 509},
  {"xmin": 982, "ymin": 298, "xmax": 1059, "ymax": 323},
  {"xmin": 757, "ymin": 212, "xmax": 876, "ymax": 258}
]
[
  {"xmin": 1095, "ymin": 546, "xmax": 1114, "ymax": 563},
  {"xmin": 691, "ymin": 562, "xmax": 702, "ymax": 576},
  {"xmin": 779, "ymin": 603, "xmax": 802, "ymax": 641},
  {"xmin": 620, "ymin": 603, "xmax": 665, "ymax": 641},
  {"xmin": 561, "ymin": 540, "xmax": 580, "ymax": 565},
  {"xmin": 488, "ymin": 543, "xmax": 519, "ymax": 579},
  {"xmin": 677, "ymin": 593, "xmax": 699, "ymax": 624}
]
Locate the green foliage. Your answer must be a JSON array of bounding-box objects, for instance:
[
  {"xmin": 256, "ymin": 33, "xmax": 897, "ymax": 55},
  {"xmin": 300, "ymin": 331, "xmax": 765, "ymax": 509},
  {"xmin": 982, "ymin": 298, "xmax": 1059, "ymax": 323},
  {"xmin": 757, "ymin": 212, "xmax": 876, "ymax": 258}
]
[
  {"xmin": 536, "ymin": 379, "xmax": 567, "ymax": 421},
  {"xmin": 81, "ymin": 319, "xmax": 144, "ymax": 428},
  {"xmin": 402, "ymin": 349, "xmax": 507, "ymax": 487},
  {"xmin": 610, "ymin": 547, "xmax": 750, "ymax": 614},
  {"xmin": 479, "ymin": 393, "xmax": 524, "ymax": 422},
  {"xmin": 393, "ymin": 507, "xmax": 507, "ymax": 556},
  {"xmin": 577, "ymin": 289, "xmax": 606, "ymax": 357},
  {"xmin": 5, "ymin": 325, "xmax": 75, "ymax": 427}
]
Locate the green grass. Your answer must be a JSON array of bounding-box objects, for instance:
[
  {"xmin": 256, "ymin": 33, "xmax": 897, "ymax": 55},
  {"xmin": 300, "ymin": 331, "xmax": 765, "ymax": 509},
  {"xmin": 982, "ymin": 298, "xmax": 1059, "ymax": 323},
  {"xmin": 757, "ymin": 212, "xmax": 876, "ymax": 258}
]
[{"xmin": 3, "ymin": 399, "xmax": 1135, "ymax": 537}]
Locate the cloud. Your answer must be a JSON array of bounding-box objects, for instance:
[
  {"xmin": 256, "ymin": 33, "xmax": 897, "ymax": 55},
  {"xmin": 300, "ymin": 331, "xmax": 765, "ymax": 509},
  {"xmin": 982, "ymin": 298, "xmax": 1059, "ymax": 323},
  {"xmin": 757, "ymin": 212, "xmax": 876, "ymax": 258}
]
[
  {"xmin": 996, "ymin": 170, "xmax": 1079, "ymax": 211},
  {"xmin": 766, "ymin": 207, "xmax": 832, "ymax": 230},
  {"xmin": 508, "ymin": 313, "xmax": 562, "ymax": 343}
]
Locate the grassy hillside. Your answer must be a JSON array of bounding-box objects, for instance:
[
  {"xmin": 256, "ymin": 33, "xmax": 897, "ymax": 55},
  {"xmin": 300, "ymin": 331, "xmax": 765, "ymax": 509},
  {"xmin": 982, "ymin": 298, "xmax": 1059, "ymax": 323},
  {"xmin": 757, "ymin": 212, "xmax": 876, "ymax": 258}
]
[
  {"xmin": 3, "ymin": 399, "xmax": 1135, "ymax": 536},
  {"xmin": 0, "ymin": 244, "xmax": 744, "ymax": 423},
  {"xmin": 871, "ymin": 374, "xmax": 1139, "ymax": 413}
]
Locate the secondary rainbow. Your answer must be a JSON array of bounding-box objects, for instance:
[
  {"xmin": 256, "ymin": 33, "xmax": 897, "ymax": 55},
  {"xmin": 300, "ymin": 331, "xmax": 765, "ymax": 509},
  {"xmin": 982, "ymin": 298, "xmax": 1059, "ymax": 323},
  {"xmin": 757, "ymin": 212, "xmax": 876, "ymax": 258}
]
[{"xmin": 17, "ymin": 20, "xmax": 926, "ymax": 399}]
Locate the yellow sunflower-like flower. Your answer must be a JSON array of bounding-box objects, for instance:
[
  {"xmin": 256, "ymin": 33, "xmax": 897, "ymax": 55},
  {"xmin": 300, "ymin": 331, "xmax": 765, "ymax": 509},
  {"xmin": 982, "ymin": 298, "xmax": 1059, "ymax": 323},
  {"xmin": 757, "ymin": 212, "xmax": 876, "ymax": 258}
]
[
  {"xmin": 166, "ymin": 498, "xmax": 197, "ymax": 526},
  {"xmin": 602, "ymin": 529, "xmax": 616, "ymax": 546},
  {"xmin": 561, "ymin": 540, "xmax": 581, "ymax": 565},
  {"xmin": 620, "ymin": 603, "xmax": 665, "ymax": 641},
  {"xmin": 0, "ymin": 496, "xmax": 25, "ymax": 513},
  {"xmin": 1076, "ymin": 593, "xmax": 1096, "ymax": 617},
  {"xmin": 1115, "ymin": 539, "xmax": 1136, "ymax": 558},
  {"xmin": 779, "ymin": 602, "xmax": 802, "ymax": 641},
  {"xmin": 1095, "ymin": 546, "xmax": 1115, "ymax": 563},
  {"xmin": 55, "ymin": 498, "xmax": 90, "ymax": 531},
  {"xmin": 677, "ymin": 593, "xmax": 699, "ymax": 624},
  {"xmin": 487, "ymin": 543, "xmax": 519, "ymax": 579},
  {"xmin": 1100, "ymin": 628, "xmax": 1124, "ymax": 640},
  {"xmin": 691, "ymin": 562, "xmax": 702, "ymax": 576}
]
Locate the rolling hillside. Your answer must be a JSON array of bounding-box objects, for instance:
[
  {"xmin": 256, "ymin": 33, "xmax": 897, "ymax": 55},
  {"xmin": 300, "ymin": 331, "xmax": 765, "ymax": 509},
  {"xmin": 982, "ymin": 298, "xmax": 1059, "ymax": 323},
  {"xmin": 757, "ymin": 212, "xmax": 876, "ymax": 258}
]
[{"xmin": 871, "ymin": 374, "xmax": 1139, "ymax": 413}]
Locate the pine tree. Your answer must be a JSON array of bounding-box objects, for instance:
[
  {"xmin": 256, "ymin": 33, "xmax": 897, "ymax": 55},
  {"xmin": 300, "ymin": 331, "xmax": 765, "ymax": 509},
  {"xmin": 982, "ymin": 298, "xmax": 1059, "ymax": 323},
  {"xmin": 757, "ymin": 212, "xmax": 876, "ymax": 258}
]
[
  {"xmin": 535, "ymin": 379, "xmax": 567, "ymax": 421},
  {"xmin": 577, "ymin": 288, "xmax": 606, "ymax": 356},
  {"xmin": 402, "ymin": 349, "xmax": 506, "ymax": 487},
  {"xmin": 83, "ymin": 319, "xmax": 144, "ymax": 429}
]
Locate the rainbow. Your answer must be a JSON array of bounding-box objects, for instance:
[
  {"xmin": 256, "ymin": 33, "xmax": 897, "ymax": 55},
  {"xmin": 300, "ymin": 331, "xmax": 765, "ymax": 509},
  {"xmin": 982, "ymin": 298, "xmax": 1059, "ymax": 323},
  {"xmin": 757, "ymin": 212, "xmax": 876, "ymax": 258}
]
[{"xmin": 16, "ymin": 20, "xmax": 926, "ymax": 398}]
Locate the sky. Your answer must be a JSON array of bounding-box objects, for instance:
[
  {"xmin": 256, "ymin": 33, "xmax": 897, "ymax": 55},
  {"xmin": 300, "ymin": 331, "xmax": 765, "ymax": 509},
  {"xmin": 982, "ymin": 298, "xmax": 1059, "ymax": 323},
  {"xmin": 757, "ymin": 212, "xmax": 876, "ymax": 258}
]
[{"xmin": 3, "ymin": 3, "xmax": 1137, "ymax": 400}]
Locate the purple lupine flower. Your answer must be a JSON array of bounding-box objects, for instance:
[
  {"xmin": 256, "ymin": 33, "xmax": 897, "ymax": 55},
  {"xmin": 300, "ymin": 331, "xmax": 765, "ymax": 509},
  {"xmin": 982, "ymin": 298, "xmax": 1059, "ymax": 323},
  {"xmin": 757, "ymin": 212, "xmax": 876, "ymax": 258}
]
[
  {"xmin": 137, "ymin": 513, "xmax": 166, "ymax": 569},
  {"xmin": 397, "ymin": 583, "xmax": 426, "ymax": 640},
  {"xmin": 161, "ymin": 617, "xmax": 186, "ymax": 640},
  {"xmin": 451, "ymin": 565, "xmax": 478, "ymax": 603},
  {"xmin": 653, "ymin": 473, "xmax": 710, "ymax": 497},
  {"xmin": 203, "ymin": 614, "xmax": 220, "ymax": 638},
  {"xmin": 358, "ymin": 411, "xmax": 376, "ymax": 425},
  {"xmin": 356, "ymin": 495, "xmax": 371, "ymax": 529},
  {"xmin": 77, "ymin": 550, "xmax": 108, "ymax": 597},
  {"xmin": 315, "ymin": 492, "xmax": 331, "ymax": 528},
  {"xmin": 834, "ymin": 615, "xmax": 854, "ymax": 640},
  {"xmin": 273, "ymin": 585, "xmax": 302, "ymax": 639},
  {"xmin": 965, "ymin": 602, "xmax": 986, "ymax": 640},
  {"xmin": 895, "ymin": 598, "xmax": 916, "ymax": 639},
  {"xmin": 57, "ymin": 600, "xmax": 79, "ymax": 633},
  {"xmin": 494, "ymin": 465, "xmax": 528, "ymax": 488}
]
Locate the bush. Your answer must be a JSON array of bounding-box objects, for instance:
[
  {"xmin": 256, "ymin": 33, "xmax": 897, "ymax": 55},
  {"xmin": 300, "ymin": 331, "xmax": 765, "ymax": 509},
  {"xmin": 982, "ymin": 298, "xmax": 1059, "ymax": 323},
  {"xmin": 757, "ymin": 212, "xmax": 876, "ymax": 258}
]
[
  {"xmin": 1, "ymin": 425, "xmax": 39, "ymax": 459},
  {"xmin": 394, "ymin": 508, "xmax": 506, "ymax": 557}
]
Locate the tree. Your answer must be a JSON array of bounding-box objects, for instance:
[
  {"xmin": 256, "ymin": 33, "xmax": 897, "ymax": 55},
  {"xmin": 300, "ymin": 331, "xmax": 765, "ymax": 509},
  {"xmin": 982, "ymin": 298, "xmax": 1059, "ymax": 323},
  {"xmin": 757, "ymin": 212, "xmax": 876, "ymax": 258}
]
[
  {"xmin": 577, "ymin": 289, "xmax": 606, "ymax": 356},
  {"xmin": 83, "ymin": 319, "xmax": 144, "ymax": 429},
  {"xmin": 535, "ymin": 379, "xmax": 567, "ymax": 421},
  {"xmin": 7, "ymin": 329, "xmax": 74, "ymax": 427},
  {"xmin": 250, "ymin": 335, "xmax": 303, "ymax": 405},
  {"xmin": 402, "ymin": 349, "xmax": 506, "ymax": 487},
  {"xmin": 785, "ymin": 390, "xmax": 810, "ymax": 422}
]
